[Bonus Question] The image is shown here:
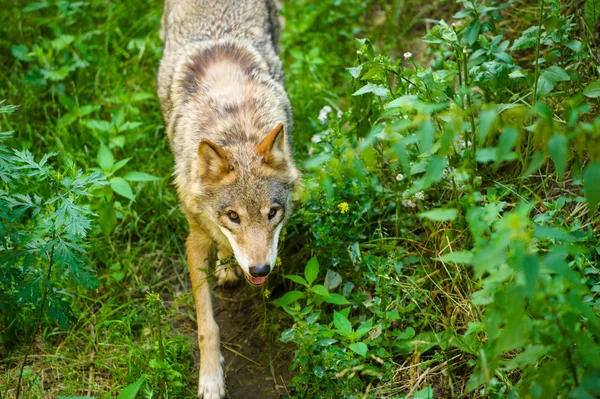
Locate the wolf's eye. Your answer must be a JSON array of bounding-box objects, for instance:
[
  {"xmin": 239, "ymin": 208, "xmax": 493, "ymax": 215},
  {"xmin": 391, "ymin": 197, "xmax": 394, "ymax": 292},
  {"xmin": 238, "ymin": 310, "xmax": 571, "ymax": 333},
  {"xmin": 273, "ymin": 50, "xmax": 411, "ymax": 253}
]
[
  {"xmin": 268, "ymin": 208, "xmax": 278, "ymax": 220},
  {"xmin": 227, "ymin": 211, "xmax": 240, "ymax": 223}
]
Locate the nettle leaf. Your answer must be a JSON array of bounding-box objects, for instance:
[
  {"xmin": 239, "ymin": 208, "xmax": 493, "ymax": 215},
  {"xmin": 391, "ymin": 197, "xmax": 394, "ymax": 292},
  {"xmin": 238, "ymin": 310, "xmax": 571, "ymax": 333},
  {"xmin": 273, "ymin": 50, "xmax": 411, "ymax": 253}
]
[
  {"xmin": 585, "ymin": 0, "xmax": 600, "ymax": 29},
  {"xmin": 272, "ymin": 290, "xmax": 305, "ymax": 307},
  {"xmin": 123, "ymin": 171, "xmax": 160, "ymax": 182},
  {"xmin": 323, "ymin": 293, "xmax": 350, "ymax": 305},
  {"xmin": 83, "ymin": 119, "xmax": 113, "ymax": 132},
  {"xmin": 304, "ymin": 256, "xmax": 319, "ymax": 285},
  {"xmin": 347, "ymin": 64, "xmax": 364, "ymax": 79},
  {"xmin": 418, "ymin": 208, "xmax": 458, "ymax": 221},
  {"xmin": 437, "ymin": 251, "xmax": 473, "ymax": 264},
  {"xmin": 97, "ymin": 144, "xmax": 114, "ymax": 171},
  {"xmin": 12, "ymin": 45, "xmax": 32, "ymax": 62},
  {"xmin": 110, "ymin": 177, "xmax": 135, "ymax": 201},
  {"xmin": 111, "ymin": 157, "xmax": 132, "ymax": 173},
  {"xmin": 536, "ymin": 66, "xmax": 570, "ymax": 98},
  {"xmin": 324, "ymin": 269, "xmax": 342, "ymax": 290},
  {"xmin": 352, "ymin": 83, "xmax": 389, "ymax": 97},
  {"xmin": 583, "ymin": 162, "xmax": 600, "ymax": 212},
  {"xmin": 333, "ymin": 310, "xmax": 353, "ymax": 338},
  {"xmin": 548, "ymin": 135, "xmax": 568, "ymax": 180},
  {"xmin": 583, "ymin": 80, "xmax": 600, "ymax": 98},
  {"xmin": 511, "ymin": 26, "xmax": 539, "ymax": 51},
  {"xmin": 348, "ymin": 342, "xmax": 368, "ymax": 357},
  {"xmin": 283, "ymin": 274, "xmax": 309, "ymax": 287},
  {"xmin": 117, "ymin": 377, "xmax": 145, "ymax": 399},
  {"xmin": 310, "ymin": 284, "xmax": 330, "ymax": 297},
  {"xmin": 99, "ymin": 203, "xmax": 117, "ymax": 235}
]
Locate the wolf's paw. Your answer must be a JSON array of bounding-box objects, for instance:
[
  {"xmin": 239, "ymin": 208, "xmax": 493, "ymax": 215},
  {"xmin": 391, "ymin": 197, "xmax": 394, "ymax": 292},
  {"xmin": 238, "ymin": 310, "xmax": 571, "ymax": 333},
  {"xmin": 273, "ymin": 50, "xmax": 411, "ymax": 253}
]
[
  {"xmin": 214, "ymin": 262, "xmax": 242, "ymax": 287},
  {"xmin": 198, "ymin": 364, "xmax": 225, "ymax": 399}
]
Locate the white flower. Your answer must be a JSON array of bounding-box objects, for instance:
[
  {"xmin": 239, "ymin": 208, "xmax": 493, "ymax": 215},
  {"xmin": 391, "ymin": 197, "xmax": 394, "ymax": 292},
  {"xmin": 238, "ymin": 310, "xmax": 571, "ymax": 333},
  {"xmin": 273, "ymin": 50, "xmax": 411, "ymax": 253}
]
[
  {"xmin": 403, "ymin": 52, "xmax": 412, "ymax": 59},
  {"xmin": 415, "ymin": 191, "xmax": 425, "ymax": 200},
  {"xmin": 396, "ymin": 173, "xmax": 404, "ymax": 182},
  {"xmin": 311, "ymin": 135, "xmax": 322, "ymax": 143},
  {"xmin": 337, "ymin": 110, "xmax": 343, "ymax": 118},
  {"xmin": 402, "ymin": 199, "xmax": 417, "ymax": 208},
  {"xmin": 357, "ymin": 50, "xmax": 362, "ymax": 55},
  {"xmin": 318, "ymin": 105, "xmax": 332, "ymax": 124},
  {"xmin": 454, "ymin": 138, "xmax": 467, "ymax": 151}
]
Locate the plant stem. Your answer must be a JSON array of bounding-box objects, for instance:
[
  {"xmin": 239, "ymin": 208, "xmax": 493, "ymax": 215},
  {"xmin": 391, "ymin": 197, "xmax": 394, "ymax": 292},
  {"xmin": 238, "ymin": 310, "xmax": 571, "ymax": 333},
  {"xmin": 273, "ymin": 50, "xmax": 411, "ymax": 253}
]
[
  {"xmin": 532, "ymin": 0, "xmax": 545, "ymax": 105},
  {"xmin": 463, "ymin": 47, "xmax": 477, "ymax": 174},
  {"xmin": 15, "ymin": 245, "xmax": 55, "ymax": 399}
]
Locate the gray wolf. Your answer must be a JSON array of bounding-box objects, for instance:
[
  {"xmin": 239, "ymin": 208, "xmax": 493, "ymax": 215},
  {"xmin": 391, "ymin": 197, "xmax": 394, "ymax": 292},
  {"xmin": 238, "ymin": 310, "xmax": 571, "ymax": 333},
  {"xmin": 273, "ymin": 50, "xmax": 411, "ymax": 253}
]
[{"xmin": 157, "ymin": 0, "xmax": 299, "ymax": 397}]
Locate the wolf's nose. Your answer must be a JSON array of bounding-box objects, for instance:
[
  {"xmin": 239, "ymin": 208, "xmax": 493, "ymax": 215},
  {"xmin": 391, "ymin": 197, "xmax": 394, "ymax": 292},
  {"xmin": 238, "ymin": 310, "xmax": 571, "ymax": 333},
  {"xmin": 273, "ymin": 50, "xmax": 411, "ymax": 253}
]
[{"xmin": 249, "ymin": 265, "xmax": 270, "ymax": 277}]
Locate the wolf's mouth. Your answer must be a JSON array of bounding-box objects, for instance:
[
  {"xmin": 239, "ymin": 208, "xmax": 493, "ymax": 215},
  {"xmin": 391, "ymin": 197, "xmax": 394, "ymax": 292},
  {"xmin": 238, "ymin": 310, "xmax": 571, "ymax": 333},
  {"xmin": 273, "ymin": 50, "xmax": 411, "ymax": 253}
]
[{"xmin": 246, "ymin": 275, "xmax": 267, "ymax": 285}]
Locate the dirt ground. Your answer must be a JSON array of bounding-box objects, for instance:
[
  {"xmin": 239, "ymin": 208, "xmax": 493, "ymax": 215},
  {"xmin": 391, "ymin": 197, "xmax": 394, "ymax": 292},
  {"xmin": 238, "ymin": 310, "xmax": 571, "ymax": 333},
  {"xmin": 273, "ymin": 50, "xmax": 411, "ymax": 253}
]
[{"xmin": 210, "ymin": 285, "xmax": 295, "ymax": 399}]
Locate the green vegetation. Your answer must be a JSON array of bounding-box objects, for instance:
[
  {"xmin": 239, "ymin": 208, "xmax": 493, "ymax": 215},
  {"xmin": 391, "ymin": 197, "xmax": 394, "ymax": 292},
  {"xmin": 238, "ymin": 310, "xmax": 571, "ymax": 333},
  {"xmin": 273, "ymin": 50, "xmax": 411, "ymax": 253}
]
[{"xmin": 1, "ymin": 0, "xmax": 600, "ymax": 398}]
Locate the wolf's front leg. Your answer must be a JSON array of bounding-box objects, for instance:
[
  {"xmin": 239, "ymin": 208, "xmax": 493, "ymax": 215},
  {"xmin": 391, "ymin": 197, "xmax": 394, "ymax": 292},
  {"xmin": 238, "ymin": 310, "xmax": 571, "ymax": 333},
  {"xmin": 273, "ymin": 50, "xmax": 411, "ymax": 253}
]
[{"xmin": 187, "ymin": 226, "xmax": 225, "ymax": 399}]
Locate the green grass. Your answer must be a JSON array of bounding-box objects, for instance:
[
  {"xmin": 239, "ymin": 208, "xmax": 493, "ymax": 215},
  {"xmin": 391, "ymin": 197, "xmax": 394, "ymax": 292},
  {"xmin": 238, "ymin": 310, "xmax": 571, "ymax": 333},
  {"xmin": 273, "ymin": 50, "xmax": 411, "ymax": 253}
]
[{"xmin": 2, "ymin": 0, "xmax": 600, "ymax": 398}]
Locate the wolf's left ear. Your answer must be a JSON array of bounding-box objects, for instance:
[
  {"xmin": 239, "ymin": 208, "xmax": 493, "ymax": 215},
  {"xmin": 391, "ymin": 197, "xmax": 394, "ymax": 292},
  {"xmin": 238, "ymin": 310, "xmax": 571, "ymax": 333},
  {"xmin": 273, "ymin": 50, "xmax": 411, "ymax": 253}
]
[{"xmin": 257, "ymin": 123, "xmax": 288, "ymax": 170}]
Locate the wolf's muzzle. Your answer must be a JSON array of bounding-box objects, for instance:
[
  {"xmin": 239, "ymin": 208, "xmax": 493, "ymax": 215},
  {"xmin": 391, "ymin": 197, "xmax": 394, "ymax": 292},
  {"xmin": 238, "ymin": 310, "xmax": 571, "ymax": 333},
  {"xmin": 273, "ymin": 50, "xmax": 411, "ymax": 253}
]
[{"xmin": 249, "ymin": 264, "xmax": 271, "ymax": 277}]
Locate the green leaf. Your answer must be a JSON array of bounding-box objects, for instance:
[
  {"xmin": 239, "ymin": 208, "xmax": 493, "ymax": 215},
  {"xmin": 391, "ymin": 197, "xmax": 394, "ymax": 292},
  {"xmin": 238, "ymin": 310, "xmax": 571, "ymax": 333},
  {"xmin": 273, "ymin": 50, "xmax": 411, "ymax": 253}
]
[
  {"xmin": 84, "ymin": 119, "xmax": 113, "ymax": 132},
  {"xmin": 283, "ymin": 274, "xmax": 308, "ymax": 287},
  {"xmin": 585, "ymin": 0, "xmax": 600, "ymax": 29},
  {"xmin": 123, "ymin": 171, "xmax": 161, "ymax": 182},
  {"xmin": 12, "ymin": 45, "xmax": 32, "ymax": 62},
  {"xmin": 272, "ymin": 291, "xmax": 305, "ymax": 307},
  {"xmin": 323, "ymin": 293, "xmax": 350, "ymax": 305},
  {"xmin": 437, "ymin": 251, "xmax": 473, "ymax": 264},
  {"xmin": 467, "ymin": 20, "xmax": 481, "ymax": 45},
  {"xmin": 418, "ymin": 208, "xmax": 457, "ymax": 221},
  {"xmin": 110, "ymin": 177, "xmax": 135, "ymax": 201},
  {"xmin": 413, "ymin": 386, "xmax": 434, "ymax": 399},
  {"xmin": 477, "ymin": 108, "xmax": 496, "ymax": 145},
  {"xmin": 23, "ymin": 1, "xmax": 49, "ymax": 12},
  {"xmin": 352, "ymin": 83, "xmax": 389, "ymax": 97},
  {"xmin": 97, "ymin": 144, "xmax": 115, "ymax": 171},
  {"xmin": 333, "ymin": 310, "xmax": 353, "ymax": 338},
  {"xmin": 548, "ymin": 135, "xmax": 568, "ymax": 180},
  {"xmin": 583, "ymin": 80, "xmax": 600, "ymax": 98},
  {"xmin": 310, "ymin": 284, "xmax": 330, "ymax": 297},
  {"xmin": 543, "ymin": 66, "xmax": 570, "ymax": 83},
  {"xmin": 324, "ymin": 269, "xmax": 342, "ymax": 290},
  {"xmin": 111, "ymin": 157, "xmax": 132, "ymax": 173},
  {"xmin": 304, "ymin": 256, "xmax": 319, "ymax": 285},
  {"xmin": 583, "ymin": 162, "xmax": 600, "ymax": 212},
  {"xmin": 348, "ymin": 342, "xmax": 368, "ymax": 357},
  {"xmin": 99, "ymin": 203, "xmax": 117, "ymax": 235},
  {"xmin": 511, "ymin": 26, "xmax": 539, "ymax": 51},
  {"xmin": 117, "ymin": 377, "xmax": 145, "ymax": 399}
]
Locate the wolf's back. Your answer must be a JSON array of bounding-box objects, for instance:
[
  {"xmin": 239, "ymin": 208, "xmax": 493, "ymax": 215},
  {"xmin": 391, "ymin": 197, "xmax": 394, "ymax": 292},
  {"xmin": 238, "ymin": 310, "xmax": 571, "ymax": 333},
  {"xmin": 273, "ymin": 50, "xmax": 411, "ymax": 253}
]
[{"xmin": 161, "ymin": 0, "xmax": 280, "ymax": 51}]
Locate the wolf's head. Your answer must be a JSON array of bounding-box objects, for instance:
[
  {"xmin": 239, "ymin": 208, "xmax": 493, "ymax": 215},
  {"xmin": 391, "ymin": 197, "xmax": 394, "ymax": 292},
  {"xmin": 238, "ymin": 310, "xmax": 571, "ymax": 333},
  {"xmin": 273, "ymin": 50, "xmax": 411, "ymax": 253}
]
[{"xmin": 197, "ymin": 123, "xmax": 299, "ymax": 285}]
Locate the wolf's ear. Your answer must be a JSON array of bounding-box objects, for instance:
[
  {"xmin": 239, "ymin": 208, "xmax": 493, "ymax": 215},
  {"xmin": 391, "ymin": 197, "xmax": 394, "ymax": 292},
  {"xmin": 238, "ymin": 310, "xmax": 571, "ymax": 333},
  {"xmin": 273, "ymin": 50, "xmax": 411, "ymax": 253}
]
[
  {"xmin": 257, "ymin": 123, "xmax": 288, "ymax": 170},
  {"xmin": 198, "ymin": 139, "xmax": 231, "ymax": 181}
]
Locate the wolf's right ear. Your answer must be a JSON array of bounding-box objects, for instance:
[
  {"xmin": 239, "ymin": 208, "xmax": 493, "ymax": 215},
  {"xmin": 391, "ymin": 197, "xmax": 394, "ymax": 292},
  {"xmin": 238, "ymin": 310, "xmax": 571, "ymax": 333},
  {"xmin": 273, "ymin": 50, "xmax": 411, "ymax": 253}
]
[
  {"xmin": 197, "ymin": 139, "xmax": 232, "ymax": 181},
  {"xmin": 257, "ymin": 123, "xmax": 288, "ymax": 170}
]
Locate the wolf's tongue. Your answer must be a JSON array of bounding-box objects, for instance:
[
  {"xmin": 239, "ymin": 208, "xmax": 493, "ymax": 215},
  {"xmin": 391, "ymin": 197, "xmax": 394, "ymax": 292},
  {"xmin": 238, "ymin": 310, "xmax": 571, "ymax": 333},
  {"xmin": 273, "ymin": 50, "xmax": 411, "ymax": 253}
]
[{"xmin": 249, "ymin": 276, "xmax": 266, "ymax": 285}]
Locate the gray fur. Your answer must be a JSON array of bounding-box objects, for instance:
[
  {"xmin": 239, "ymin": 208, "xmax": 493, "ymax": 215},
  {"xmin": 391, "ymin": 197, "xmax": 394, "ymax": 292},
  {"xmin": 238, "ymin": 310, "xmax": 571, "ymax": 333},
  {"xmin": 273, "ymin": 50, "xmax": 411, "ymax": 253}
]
[{"xmin": 157, "ymin": 1, "xmax": 298, "ymax": 397}]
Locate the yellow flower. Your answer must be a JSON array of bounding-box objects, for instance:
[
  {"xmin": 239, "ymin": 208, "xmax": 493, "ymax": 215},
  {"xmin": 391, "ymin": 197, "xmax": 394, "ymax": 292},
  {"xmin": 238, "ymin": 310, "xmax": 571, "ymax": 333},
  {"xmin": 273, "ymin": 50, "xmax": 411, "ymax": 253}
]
[
  {"xmin": 338, "ymin": 202, "xmax": 349, "ymax": 214},
  {"xmin": 276, "ymin": 257, "xmax": 282, "ymax": 267},
  {"xmin": 263, "ymin": 289, "xmax": 271, "ymax": 299}
]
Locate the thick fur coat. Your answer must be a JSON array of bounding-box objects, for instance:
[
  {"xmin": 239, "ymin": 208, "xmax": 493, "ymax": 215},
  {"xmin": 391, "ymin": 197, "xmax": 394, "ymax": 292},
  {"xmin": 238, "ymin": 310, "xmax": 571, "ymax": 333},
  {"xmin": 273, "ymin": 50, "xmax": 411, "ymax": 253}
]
[{"xmin": 158, "ymin": 1, "xmax": 298, "ymax": 398}]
